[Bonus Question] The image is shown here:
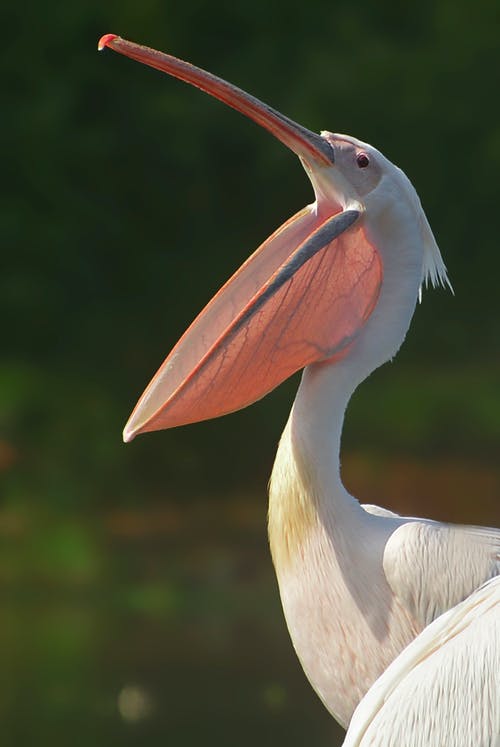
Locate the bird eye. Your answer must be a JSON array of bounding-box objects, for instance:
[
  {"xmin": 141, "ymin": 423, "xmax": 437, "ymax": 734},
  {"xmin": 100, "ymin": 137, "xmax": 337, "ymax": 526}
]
[{"xmin": 356, "ymin": 153, "xmax": 370, "ymax": 168}]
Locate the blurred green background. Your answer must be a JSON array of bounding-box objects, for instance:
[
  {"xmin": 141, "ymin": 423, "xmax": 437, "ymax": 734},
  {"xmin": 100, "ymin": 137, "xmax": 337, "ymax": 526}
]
[{"xmin": 2, "ymin": 0, "xmax": 499, "ymax": 745}]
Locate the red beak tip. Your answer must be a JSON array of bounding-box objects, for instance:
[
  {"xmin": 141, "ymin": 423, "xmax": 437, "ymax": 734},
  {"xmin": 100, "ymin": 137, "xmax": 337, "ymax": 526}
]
[{"xmin": 98, "ymin": 33, "xmax": 118, "ymax": 51}]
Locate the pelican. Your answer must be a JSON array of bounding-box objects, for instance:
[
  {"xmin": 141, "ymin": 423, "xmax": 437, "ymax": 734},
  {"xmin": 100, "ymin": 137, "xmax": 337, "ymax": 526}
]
[
  {"xmin": 342, "ymin": 575, "xmax": 500, "ymax": 746},
  {"xmin": 99, "ymin": 35, "xmax": 500, "ymax": 729}
]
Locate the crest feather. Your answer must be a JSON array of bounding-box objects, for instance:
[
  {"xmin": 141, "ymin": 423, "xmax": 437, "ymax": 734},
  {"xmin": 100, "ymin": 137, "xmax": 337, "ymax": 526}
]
[{"xmin": 419, "ymin": 210, "xmax": 453, "ymax": 300}]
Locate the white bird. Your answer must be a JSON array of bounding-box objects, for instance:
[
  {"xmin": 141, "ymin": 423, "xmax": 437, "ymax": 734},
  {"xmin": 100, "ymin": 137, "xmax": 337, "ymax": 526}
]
[
  {"xmin": 342, "ymin": 575, "xmax": 500, "ymax": 746},
  {"xmin": 100, "ymin": 35, "xmax": 500, "ymax": 730}
]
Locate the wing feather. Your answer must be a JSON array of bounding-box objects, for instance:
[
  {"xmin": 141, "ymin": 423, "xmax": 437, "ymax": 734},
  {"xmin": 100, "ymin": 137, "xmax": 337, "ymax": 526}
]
[
  {"xmin": 383, "ymin": 520, "xmax": 500, "ymax": 627},
  {"xmin": 361, "ymin": 503, "xmax": 401, "ymax": 519},
  {"xmin": 343, "ymin": 576, "xmax": 500, "ymax": 747}
]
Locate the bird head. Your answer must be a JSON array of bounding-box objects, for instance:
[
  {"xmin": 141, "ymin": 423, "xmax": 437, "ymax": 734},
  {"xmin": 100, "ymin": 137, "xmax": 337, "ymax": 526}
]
[{"xmin": 99, "ymin": 35, "xmax": 449, "ymax": 441}]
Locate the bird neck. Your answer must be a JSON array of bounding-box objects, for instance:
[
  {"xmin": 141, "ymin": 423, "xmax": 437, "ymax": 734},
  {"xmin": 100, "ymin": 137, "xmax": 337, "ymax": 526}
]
[
  {"xmin": 268, "ymin": 250, "xmax": 421, "ymax": 571},
  {"xmin": 268, "ymin": 361, "xmax": 362, "ymax": 571}
]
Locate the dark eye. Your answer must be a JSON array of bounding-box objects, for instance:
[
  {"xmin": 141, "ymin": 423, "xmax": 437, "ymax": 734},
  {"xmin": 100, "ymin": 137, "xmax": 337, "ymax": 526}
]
[{"xmin": 356, "ymin": 153, "xmax": 370, "ymax": 168}]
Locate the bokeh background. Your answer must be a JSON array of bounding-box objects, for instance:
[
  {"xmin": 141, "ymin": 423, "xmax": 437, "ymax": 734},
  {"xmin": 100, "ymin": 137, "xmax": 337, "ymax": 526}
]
[{"xmin": 2, "ymin": 1, "xmax": 499, "ymax": 745}]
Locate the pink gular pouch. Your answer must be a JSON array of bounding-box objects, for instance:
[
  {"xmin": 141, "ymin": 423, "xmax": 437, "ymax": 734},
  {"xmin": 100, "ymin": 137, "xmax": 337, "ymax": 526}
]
[{"xmin": 98, "ymin": 35, "xmax": 382, "ymax": 441}]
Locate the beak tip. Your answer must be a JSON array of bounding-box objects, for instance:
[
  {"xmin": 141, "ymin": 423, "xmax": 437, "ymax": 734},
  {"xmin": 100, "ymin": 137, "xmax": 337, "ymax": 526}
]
[{"xmin": 98, "ymin": 33, "xmax": 118, "ymax": 51}]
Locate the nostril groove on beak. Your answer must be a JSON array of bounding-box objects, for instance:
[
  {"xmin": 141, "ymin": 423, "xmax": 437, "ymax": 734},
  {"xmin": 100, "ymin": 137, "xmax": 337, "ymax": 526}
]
[{"xmin": 323, "ymin": 139, "xmax": 335, "ymax": 164}]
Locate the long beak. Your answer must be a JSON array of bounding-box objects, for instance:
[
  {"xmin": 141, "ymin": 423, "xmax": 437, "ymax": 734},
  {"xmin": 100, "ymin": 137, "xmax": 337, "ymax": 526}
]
[
  {"xmin": 98, "ymin": 34, "xmax": 334, "ymax": 166},
  {"xmin": 99, "ymin": 36, "xmax": 382, "ymax": 441}
]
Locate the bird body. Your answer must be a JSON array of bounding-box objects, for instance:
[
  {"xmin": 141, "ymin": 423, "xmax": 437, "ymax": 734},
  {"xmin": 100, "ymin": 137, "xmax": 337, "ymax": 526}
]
[
  {"xmin": 269, "ymin": 413, "xmax": 420, "ymax": 725},
  {"xmin": 269, "ymin": 404, "xmax": 499, "ymax": 724},
  {"xmin": 268, "ymin": 266, "xmax": 500, "ymax": 724},
  {"xmin": 342, "ymin": 575, "xmax": 500, "ymax": 746},
  {"xmin": 100, "ymin": 34, "xmax": 500, "ymax": 735}
]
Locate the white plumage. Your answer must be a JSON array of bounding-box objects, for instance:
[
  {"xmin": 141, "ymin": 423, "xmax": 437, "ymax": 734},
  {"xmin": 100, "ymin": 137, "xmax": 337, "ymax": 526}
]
[
  {"xmin": 267, "ymin": 135, "xmax": 500, "ymax": 726},
  {"xmin": 342, "ymin": 576, "xmax": 500, "ymax": 746},
  {"xmin": 268, "ymin": 338, "xmax": 500, "ymax": 725}
]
